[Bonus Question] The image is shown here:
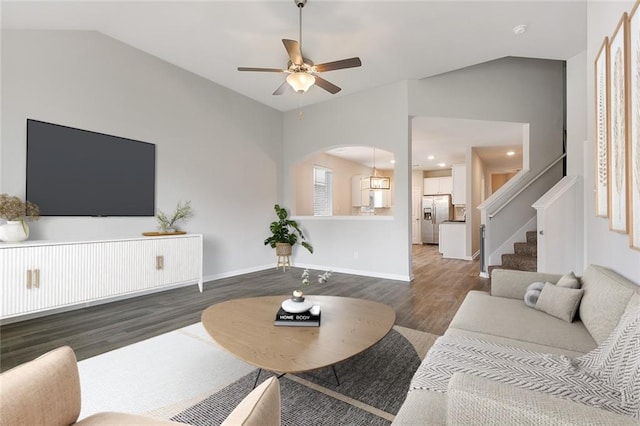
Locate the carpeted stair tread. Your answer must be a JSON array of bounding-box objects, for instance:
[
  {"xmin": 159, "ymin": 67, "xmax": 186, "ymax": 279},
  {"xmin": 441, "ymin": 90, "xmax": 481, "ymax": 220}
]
[
  {"xmin": 526, "ymin": 231, "xmax": 538, "ymax": 244},
  {"xmin": 514, "ymin": 241, "xmax": 537, "ymax": 256},
  {"xmin": 501, "ymin": 253, "xmax": 537, "ymax": 272}
]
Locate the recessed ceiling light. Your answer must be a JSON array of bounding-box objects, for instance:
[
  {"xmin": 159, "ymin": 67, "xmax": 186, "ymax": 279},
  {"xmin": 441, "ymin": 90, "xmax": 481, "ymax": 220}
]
[
  {"xmin": 390, "ymin": 159, "xmax": 396, "ymax": 164},
  {"xmin": 437, "ymin": 162, "xmax": 446, "ymax": 168},
  {"xmin": 512, "ymin": 24, "xmax": 527, "ymax": 35},
  {"xmin": 506, "ymin": 151, "xmax": 516, "ymax": 156},
  {"xmin": 427, "ymin": 155, "xmax": 435, "ymax": 160}
]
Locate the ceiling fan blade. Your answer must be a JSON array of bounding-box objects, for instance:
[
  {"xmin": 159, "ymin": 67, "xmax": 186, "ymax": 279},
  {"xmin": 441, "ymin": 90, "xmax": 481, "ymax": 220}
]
[
  {"xmin": 272, "ymin": 81, "xmax": 289, "ymax": 96},
  {"xmin": 314, "ymin": 76, "xmax": 341, "ymax": 94},
  {"xmin": 282, "ymin": 39, "xmax": 303, "ymax": 66},
  {"xmin": 314, "ymin": 57, "xmax": 362, "ymax": 73},
  {"xmin": 237, "ymin": 67, "xmax": 284, "ymax": 72}
]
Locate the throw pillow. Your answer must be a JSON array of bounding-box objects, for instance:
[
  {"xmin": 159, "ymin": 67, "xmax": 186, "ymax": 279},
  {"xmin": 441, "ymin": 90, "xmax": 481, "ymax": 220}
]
[
  {"xmin": 523, "ymin": 282, "xmax": 545, "ymax": 307},
  {"xmin": 535, "ymin": 282, "xmax": 584, "ymax": 322},
  {"xmin": 556, "ymin": 272, "xmax": 581, "ymax": 289}
]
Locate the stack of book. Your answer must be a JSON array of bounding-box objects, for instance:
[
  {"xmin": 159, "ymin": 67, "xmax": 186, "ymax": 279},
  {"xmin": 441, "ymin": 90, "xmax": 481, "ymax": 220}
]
[{"xmin": 274, "ymin": 305, "xmax": 321, "ymax": 327}]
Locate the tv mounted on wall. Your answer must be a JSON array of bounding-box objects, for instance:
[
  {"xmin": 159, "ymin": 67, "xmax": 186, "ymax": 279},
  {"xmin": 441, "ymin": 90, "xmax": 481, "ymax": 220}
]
[{"xmin": 26, "ymin": 119, "xmax": 156, "ymax": 216}]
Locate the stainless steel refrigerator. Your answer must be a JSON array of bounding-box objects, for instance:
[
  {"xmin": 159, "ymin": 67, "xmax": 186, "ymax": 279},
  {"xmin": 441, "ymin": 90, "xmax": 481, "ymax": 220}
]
[{"xmin": 421, "ymin": 195, "xmax": 453, "ymax": 244}]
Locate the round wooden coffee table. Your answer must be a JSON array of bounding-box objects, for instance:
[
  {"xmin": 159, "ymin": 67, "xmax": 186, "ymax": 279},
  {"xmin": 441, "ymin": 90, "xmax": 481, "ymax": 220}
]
[{"xmin": 201, "ymin": 295, "xmax": 396, "ymax": 375}]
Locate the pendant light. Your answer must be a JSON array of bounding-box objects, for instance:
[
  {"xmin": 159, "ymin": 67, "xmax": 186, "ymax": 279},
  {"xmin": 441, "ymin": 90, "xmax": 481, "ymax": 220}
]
[{"xmin": 368, "ymin": 147, "xmax": 390, "ymax": 190}]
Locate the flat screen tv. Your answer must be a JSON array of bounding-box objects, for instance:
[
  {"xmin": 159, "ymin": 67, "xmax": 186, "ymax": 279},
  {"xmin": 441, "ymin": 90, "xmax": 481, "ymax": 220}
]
[{"xmin": 26, "ymin": 119, "xmax": 156, "ymax": 216}]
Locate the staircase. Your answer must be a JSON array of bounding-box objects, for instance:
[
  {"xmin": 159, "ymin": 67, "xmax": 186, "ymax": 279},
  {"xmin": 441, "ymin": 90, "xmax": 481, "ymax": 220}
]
[{"xmin": 490, "ymin": 231, "xmax": 538, "ymax": 273}]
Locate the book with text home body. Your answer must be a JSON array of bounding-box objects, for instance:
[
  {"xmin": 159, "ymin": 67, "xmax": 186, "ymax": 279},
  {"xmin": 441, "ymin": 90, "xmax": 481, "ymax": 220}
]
[{"xmin": 274, "ymin": 305, "xmax": 321, "ymax": 327}]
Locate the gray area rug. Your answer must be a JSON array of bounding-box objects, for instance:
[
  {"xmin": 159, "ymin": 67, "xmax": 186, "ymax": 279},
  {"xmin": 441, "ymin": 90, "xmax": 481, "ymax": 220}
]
[{"xmin": 171, "ymin": 328, "xmax": 423, "ymax": 425}]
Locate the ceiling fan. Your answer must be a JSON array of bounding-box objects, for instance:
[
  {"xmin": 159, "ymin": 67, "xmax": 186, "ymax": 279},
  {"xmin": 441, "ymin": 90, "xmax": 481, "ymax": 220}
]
[{"xmin": 237, "ymin": 0, "xmax": 362, "ymax": 95}]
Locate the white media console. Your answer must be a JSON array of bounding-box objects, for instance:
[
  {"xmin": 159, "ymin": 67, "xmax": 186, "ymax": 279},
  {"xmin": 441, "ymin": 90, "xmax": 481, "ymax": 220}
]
[{"xmin": 0, "ymin": 234, "xmax": 203, "ymax": 323}]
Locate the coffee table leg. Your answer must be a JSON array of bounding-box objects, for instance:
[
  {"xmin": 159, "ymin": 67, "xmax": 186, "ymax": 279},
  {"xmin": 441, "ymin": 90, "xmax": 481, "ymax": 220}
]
[
  {"xmin": 331, "ymin": 365, "xmax": 340, "ymax": 387},
  {"xmin": 252, "ymin": 368, "xmax": 287, "ymax": 389},
  {"xmin": 252, "ymin": 368, "xmax": 262, "ymax": 389}
]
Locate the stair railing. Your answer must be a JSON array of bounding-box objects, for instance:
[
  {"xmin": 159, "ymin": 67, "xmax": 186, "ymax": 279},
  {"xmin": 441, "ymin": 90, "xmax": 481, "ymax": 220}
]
[
  {"xmin": 489, "ymin": 153, "xmax": 566, "ymax": 220},
  {"xmin": 479, "ymin": 152, "xmax": 566, "ymax": 277}
]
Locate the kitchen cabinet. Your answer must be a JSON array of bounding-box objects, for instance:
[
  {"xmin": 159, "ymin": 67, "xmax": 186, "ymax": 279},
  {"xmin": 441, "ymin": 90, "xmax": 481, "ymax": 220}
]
[
  {"xmin": 423, "ymin": 176, "xmax": 452, "ymax": 195},
  {"xmin": 452, "ymin": 164, "xmax": 466, "ymax": 205},
  {"xmin": 439, "ymin": 222, "xmax": 468, "ymax": 260},
  {"xmin": 352, "ymin": 176, "xmax": 365, "ymax": 207}
]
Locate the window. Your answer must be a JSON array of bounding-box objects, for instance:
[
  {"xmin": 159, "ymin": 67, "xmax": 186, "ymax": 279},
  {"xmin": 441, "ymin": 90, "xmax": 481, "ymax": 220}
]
[{"xmin": 313, "ymin": 166, "xmax": 332, "ymax": 216}]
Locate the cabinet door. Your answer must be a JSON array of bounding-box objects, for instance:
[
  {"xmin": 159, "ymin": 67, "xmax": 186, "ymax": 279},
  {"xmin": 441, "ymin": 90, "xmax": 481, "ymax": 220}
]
[
  {"xmin": 89, "ymin": 237, "xmax": 203, "ymax": 301},
  {"xmin": 424, "ymin": 177, "xmax": 452, "ymax": 195},
  {"xmin": 0, "ymin": 245, "xmax": 89, "ymax": 318},
  {"xmin": 452, "ymin": 165, "xmax": 466, "ymax": 205},
  {"xmin": 424, "ymin": 178, "xmax": 439, "ymax": 195},
  {"xmin": 439, "ymin": 176, "xmax": 453, "ymax": 195},
  {"xmin": 352, "ymin": 176, "xmax": 363, "ymax": 207},
  {"xmin": 372, "ymin": 189, "xmax": 392, "ymax": 208}
]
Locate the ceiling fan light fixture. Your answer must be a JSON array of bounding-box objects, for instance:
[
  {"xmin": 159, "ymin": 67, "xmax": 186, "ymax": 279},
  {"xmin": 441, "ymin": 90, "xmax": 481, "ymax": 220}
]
[{"xmin": 287, "ymin": 72, "xmax": 316, "ymax": 93}]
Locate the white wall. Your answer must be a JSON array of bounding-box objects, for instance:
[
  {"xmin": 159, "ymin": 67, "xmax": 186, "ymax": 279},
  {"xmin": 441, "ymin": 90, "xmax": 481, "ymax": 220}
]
[
  {"xmin": 1, "ymin": 30, "xmax": 283, "ymax": 281},
  {"xmin": 282, "ymin": 82, "xmax": 411, "ymax": 281},
  {"xmin": 566, "ymin": 51, "xmax": 587, "ymax": 274},
  {"xmin": 584, "ymin": 1, "xmax": 640, "ymax": 283}
]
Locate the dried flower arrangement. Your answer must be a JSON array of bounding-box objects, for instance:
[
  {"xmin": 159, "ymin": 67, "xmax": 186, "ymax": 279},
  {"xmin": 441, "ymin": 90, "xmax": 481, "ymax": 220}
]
[
  {"xmin": 292, "ymin": 268, "xmax": 332, "ymax": 300},
  {"xmin": 156, "ymin": 200, "xmax": 194, "ymax": 232},
  {"xmin": 0, "ymin": 194, "xmax": 40, "ymax": 222}
]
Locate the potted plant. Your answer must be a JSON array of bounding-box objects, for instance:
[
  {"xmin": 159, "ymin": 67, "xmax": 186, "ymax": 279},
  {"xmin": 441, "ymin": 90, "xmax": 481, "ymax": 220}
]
[
  {"xmin": 0, "ymin": 194, "xmax": 40, "ymax": 242},
  {"xmin": 264, "ymin": 204, "xmax": 313, "ymax": 258},
  {"xmin": 156, "ymin": 201, "xmax": 194, "ymax": 233}
]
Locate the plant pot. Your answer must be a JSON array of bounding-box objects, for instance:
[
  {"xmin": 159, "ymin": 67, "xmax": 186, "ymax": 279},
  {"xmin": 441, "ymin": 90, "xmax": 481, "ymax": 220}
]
[
  {"xmin": 0, "ymin": 220, "xmax": 29, "ymax": 243},
  {"xmin": 275, "ymin": 242, "xmax": 292, "ymax": 256}
]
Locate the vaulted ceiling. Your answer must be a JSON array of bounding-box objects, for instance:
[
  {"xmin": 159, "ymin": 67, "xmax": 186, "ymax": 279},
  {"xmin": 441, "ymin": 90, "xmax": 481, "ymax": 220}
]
[
  {"xmin": 2, "ymin": 1, "xmax": 585, "ymax": 171},
  {"xmin": 2, "ymin": 1, "xmax": 586, "ymax": 112}
]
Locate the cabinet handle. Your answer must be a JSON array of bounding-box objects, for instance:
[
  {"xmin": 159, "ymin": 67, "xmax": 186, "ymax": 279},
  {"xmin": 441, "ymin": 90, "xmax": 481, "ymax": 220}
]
[
  {"xmin": 156, "ymin": 255, "xmax": 164, "ymax": 270},
  {"xmin": 34, "ymin": 269, "xmax": 40, "ymax": 288},
  {"xmin": 26, "ymin": 270, "xmax": 32, "ymax": 289}
]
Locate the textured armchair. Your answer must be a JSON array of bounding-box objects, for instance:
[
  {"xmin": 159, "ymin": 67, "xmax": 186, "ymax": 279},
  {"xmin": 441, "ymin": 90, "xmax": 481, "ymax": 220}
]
[{"xmin": 0, "ymin": 346, "xmax": 280, "ymax": 426}]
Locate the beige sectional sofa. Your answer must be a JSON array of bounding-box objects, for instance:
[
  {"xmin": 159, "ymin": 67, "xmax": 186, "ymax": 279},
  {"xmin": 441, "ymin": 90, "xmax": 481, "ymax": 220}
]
[{"xmin": 393, "ymin": 264, "xmax": 640, "ymax": 425}]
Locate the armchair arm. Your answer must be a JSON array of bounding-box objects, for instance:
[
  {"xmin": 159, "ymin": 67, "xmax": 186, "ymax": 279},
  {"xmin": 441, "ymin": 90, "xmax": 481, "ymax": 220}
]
[
  {"xmin": 490, "ymin": 269, "xmax": 562, "ymax": 300},
  {"xmin": 446, "ymin": 373, "xmax": 636, "ymax": 425},
  {"xmin": 0, "ymin": 346, "xmax": 81, "ymax": 426}
]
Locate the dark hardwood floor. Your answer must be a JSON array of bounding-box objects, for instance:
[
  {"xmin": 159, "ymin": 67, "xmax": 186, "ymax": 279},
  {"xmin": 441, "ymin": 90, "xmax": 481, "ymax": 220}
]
[{"xmin": 0, "ymin": 244, "xmax": 489, "ymax": 371}]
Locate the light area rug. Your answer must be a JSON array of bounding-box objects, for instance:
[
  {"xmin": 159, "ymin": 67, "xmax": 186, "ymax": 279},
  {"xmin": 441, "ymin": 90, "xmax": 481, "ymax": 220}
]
[{"xmin": 77, "ymin": 323, "xmax": 438, "ymax": 425}]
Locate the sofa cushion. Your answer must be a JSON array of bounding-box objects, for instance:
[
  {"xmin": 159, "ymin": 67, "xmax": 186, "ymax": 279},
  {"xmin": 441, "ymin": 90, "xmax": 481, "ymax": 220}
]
[
  {"xmin": 0, "ymin": 346, "xmax": 81, "ymax": 426},
  {"xmin": 579, "ymin": 265, "xmax": 638, "ymax": 344},
  {"xmin": 535, "ymin": 283, "xmax": 583, "ymax": 322},
  {"xmin": 445, "ymin": 328, "xmax": 587, "ymax": 357},
  {"xmin": 221, "ymin": 376, "xmax": 280, "ymax": 426},
  {"xmin": 556, "ymin": 271, "xmax": 581, "ymax": 289},
  {"xmin": 390, "ymin": 389, "xmax": 446, "ymax": 426},
  {"xmin": 446, "ymin": 373, "xmax": 639, "ymax": 425},
  {"xmin": 448, "ymin": 291, "xmax": 597, "ymax": 354}
]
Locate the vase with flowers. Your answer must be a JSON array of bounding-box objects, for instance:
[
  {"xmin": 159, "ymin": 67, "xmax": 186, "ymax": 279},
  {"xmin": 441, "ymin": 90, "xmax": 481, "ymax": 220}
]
[{"xmin": 0, "ymin": 194, "xmax": 40, "ymax": 243}]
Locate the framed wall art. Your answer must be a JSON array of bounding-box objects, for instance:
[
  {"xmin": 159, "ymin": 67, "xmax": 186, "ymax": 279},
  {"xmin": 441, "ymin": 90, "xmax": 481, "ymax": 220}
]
[
  {"xmin": 608, "ymin": 13, "xmax": 629, "ymax": 234},
  {"xmin": 629, "ymin": 1, "xmax": 640, "ymax": 250},
  {"xmin": 595, "ymin": 37, "xmax": 609, "ymax": 218}
]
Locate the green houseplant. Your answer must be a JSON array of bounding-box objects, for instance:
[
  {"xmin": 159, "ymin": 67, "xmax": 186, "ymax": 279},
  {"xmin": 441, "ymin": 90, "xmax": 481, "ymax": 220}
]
[
  {"xmin": 264, "ymin": 204, "xmax": 313, "ymax": 255},
  {"xmin": 156, "ymin": 201, "xmax": 194, "ymax": 233}
]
